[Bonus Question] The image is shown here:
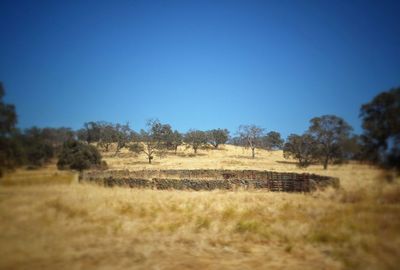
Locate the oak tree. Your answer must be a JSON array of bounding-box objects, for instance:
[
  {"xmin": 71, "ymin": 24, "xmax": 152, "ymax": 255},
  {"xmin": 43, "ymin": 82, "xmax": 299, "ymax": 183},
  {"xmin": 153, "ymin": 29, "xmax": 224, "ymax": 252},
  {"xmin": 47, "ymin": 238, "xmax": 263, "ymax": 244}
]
[{"xmin": 237, "ymin": 125, "xmax": 264, "ymax": 158}]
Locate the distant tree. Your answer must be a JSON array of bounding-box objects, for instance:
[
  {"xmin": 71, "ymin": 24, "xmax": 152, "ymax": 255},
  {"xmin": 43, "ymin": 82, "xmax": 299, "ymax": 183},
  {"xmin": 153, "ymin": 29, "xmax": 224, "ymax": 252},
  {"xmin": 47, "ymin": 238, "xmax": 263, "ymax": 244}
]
[
  {"xmin": 17, "ymin": 127, "xmax": 76, "ymax": 167},
  {"xmin": 341, "ymin": 134, "xmax": 363, "ymax": 161},
  {"xmin": 76, "ymin": 128, "xmax": 88, "ymax": 142},
  {"xmin": 0, "ymin": 133, "xmax": 24, "ymax": 175},
  {"xmin": 81, "ymin": 122, "xmax": 102, "ymax": 144},
  {"xmin": 237, "ymin": 125, "xmax": 264, "ymax": 158},
  {"xmin": 165, "ymin": 130, "xmax": 183, "ymax": 154},
  {"xmin": 360, "ymin": 87, "xmax": 400, "ymax": 170},
  {"xmin": 0, "ymin": 82, "xmax": 21, "ymax": 176},
  {"xmin": 228, "ymin": 136, "xmax": 245, "ymax": 146},
  {"xmin": 113, "ymin": 123, "xmax": 132, "ymax": 156},
  {"xmin": 283, "ymin": 134, "xmax": 318, "ymax": 167},
  {"xmin": 41, "ymin": 127, "xmax": 74, "ymax": 152},
  {"xmin": 261, "ymin": 131, "xmax": 284, "ymax": 150},
  {"xmin": 78, "ymin": 122, "xmax": 132, "ymax": 155},
  {"xmin": 57, "ymin": 140, "xmax": 102, "ymax": 171},
  {"xmin": 207, "ymin": 129, "xmax": 229, "ymax": 149},
  {"xmin": 129, "ymin": 120, "xmax": 170, "ymax": 163},
  {"xmin": 184, "ymin": 130, "xmax": 208, "ymax": 154},
  {"xmin": 308, "ymin": 115, "xmax": 353, "ymax": 169},
  {"xmin": 97, "ymin": 123, "xmax": 116, "ymax": 151},
  {"xmin": 1, "ymin": 84, "xmax": 70, "ymax": 172},
  {"xmin": 0, "ymin": 82, "xmax": 17, "ymax": 136},
  {"xmin": 20, "ymin": 127, "xmax": 55, "ymax": 167}
]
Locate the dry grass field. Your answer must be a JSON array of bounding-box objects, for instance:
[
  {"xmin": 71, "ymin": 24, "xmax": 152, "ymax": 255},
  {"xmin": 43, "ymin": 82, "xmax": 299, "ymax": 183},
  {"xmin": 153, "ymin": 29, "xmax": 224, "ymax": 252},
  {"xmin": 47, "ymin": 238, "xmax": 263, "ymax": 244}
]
[{"xmin": 1, "ymin": 145, "xmax": 400, "ymax": 270}]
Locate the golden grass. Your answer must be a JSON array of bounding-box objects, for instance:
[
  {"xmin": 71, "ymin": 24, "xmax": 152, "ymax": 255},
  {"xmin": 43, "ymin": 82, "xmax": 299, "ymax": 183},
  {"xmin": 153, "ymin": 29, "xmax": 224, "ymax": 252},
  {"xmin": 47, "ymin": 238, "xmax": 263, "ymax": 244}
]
[
  {"xmin": 1, "ymin": 164, "xmax": 77, "ymax": 186},
  {"xmin": 0, "ymin": 145, "xmax": 399, "ymax": 269}
]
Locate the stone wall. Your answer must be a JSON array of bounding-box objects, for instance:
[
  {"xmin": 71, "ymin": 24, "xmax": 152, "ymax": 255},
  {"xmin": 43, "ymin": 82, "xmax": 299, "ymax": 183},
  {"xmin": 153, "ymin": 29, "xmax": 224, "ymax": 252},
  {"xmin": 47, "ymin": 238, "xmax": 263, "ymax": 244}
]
[{"xmin": 81, "ymin": 169, "xmax": 339, "ymax": 192}]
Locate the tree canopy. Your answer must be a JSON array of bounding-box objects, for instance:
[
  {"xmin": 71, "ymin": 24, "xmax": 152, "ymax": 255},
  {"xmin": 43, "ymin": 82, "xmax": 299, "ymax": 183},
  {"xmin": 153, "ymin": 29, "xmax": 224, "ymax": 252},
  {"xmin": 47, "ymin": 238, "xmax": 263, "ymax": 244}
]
[
  {"xmin": 0, "ymin": 82, "xmax": 20, "ymax": 175},
  {"xmin": 184, "ymin": 130, "xmax": 208, "ymax": 154},
  {"xmin": 237, "ymin": 125, "xmax": 264, "ymax": 158},
  {"xmin": 283, "ymin": 134, "xmax": 318, "ymax": 167},
  {"xmin": 129, "ymin": 119, "xmax": 171, "ymax": 163},
  {"xmin": 360, "ymin": 87, "xmax": 400, "ymax": 169},
  {"xmin": 308, "ymin": 115, "xmax": 353, "ymax": 169},
  {"xmin": 207, "ymin": 129, "xmax": 229, "ymax": 149},
  {"xmin": 57, "ymin": 140, "xmax": 103, "ymax": 171},
  {"xmin": 261, "ymin": 131, "xmax": 284, "ymax": 150}
]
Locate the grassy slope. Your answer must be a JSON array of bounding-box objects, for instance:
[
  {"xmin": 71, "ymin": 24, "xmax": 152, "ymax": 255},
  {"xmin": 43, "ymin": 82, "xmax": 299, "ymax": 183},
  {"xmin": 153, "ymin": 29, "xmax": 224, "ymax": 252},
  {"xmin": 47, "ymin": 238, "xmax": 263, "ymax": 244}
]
[{"xmin": 0, "ymin": 145, "xmax": 399, "ymax": 270}]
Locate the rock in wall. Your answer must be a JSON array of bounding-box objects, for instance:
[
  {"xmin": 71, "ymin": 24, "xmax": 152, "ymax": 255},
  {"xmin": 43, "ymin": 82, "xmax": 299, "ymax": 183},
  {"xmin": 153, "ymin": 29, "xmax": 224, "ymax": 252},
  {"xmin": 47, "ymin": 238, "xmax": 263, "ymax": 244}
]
[{"xmin": 81, "ymin": 169, "xmax": 339, "ymax": 192}]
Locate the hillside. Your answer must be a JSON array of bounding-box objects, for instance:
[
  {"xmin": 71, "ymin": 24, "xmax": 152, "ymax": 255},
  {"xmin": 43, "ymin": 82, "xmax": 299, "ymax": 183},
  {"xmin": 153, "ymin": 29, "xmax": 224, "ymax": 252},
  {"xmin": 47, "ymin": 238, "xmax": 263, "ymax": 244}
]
[
  {"xmin": 0, "ymin": 145, "xmax": 399, "ymax": 270},
  {"xmin": 102, "ymin": 144, "xmax": 380, "ymax": 191}
]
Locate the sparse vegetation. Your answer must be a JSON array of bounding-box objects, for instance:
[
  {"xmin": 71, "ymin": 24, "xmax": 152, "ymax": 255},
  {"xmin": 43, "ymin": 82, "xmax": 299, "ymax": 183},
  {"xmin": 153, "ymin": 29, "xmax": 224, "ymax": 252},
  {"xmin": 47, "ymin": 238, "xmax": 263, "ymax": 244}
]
[
  {"xmin": 1, "ymin": 82, "xmax": 400, "ymax": 270},
  {"xmin": 1, "ymin": 0, "xmax": 398, "ymax": 267},
  {"xmin": 1, "ymin": 154, "xmax": 399, "ymax": 270}
]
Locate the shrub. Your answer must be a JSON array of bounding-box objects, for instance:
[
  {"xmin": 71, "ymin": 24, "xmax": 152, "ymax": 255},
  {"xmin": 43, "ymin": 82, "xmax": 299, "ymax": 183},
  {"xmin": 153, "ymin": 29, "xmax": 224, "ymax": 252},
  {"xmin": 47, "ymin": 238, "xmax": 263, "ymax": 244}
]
[{"xmin": 57, "ymin": 140, "xmax": 102, "ymax": 171}]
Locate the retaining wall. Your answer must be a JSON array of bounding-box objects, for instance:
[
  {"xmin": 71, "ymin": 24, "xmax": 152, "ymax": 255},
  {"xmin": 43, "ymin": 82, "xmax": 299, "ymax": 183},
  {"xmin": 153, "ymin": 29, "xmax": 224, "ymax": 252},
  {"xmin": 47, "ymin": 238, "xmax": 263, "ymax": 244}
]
[{"xmin": 81, "ymin": 169, "xmax": 339, "ymax": 192}]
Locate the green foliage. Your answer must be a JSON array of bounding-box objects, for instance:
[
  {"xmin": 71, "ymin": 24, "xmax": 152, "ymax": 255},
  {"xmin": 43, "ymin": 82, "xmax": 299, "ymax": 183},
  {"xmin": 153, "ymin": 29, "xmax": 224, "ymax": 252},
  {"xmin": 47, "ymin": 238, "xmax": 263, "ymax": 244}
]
[
  {"xmin": 111, "ymin": 123, "xmax": 132, "ymax": 156},
  {"xmin": 79, "ymin": 122, "xmax": 102, "ymax": 143},
  {"xmin": 207, "ymin": 129, "xmax": 229, "ymax": 149},
  {"xmin": 1, "ymin": 83, "xmax": 73, "ymax": 174},
  {"xmin": 76, "ymin": 128, "xmax": 88, "ymax": 142},
  {"xmin": 283, "ymin": 134, "xmax": 318, "ymax": 167},
  {"xmin": 20, "ymin": 127, "xmax": 55, "ymax": 167},
  {"xmin": 0, "ymin": 136, "xmax": 24, "ymax": 176},
  {"xmin": 308, "ymin": 115, "xmax": 353, "ymax": 169},
  {"xmin": 341, "ymin": 135, "xmax": 363, "ymax": 161},
  {"xmin": 0, "ymin": 82, "xmax": 20, "ymax": 176},
  {"xmin": 261, "ymin": 131, "xmax": 284, "ymax": 150},
  {"xmin": 184, "ymin": 130, "xmax": 208, "ymax": 154},
  {"xmin": 129, "ymin": 119, "xmax": 170, "ymax": 163},
  {"xmin": 57, "ymin": 140, "xmax": 102, "ymax": 171},
  {"xmin": 360, "ymin": 87, "xmax": 400, "ymax": 170},
  {"xmin": 78, "ymin": 122, "xmax": 132, "ymax": 156},
  {"xmin": 96, "ymin": 123, "xmax": 116, "ymax": 151},
  {"xmin": 165, "ymin": 130, "xmax": 183, "ymax": 154},
  {"xmin": 0, "ymin": 82, "xmax": 17, "ymax": 136},
  {"xmin": 41, "ymin": 127, "xmax": 74, "ymax": 148}
]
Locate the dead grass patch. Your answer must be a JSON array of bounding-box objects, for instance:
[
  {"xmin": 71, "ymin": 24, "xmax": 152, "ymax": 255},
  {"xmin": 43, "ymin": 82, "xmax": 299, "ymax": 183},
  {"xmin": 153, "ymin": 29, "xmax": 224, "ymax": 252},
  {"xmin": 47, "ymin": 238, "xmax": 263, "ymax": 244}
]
[{"xmin": 0, "ymin": 145, "xmax": 399, "ymax": 270}]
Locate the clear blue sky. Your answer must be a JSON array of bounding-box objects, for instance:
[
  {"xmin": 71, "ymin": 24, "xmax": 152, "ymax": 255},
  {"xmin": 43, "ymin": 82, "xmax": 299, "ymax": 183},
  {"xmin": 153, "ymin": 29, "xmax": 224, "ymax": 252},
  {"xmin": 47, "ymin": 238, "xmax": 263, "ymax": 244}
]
[{"xmin": 0, "ymin": 0, "xmax": 399, "ymax": 137}]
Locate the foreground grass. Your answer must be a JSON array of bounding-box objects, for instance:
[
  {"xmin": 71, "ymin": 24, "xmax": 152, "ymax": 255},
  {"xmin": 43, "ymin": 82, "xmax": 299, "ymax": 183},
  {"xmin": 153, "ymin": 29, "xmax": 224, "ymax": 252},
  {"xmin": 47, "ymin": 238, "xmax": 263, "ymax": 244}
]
[
  {"xmin": 0, "ymin": 165, "xmax": 77, "ymax": 186},
  {"xmin": 0, "ymin": 147, "xmax": 400, "ymax": 269},
  {"xmin": 1, "ymin": 169, "xmax": 400, "ymax": 269}
]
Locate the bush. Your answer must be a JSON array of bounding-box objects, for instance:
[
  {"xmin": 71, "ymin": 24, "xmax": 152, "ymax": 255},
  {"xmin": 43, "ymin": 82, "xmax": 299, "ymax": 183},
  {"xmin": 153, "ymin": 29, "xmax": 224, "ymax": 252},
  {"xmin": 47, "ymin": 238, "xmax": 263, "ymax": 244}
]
[
  {"xmin": 57, "ymin": 140, "xmax": 102, "ymax": 171},
  {"xmin": 24, "ymin": 141, "xmax": 54, "ymax": 166}
]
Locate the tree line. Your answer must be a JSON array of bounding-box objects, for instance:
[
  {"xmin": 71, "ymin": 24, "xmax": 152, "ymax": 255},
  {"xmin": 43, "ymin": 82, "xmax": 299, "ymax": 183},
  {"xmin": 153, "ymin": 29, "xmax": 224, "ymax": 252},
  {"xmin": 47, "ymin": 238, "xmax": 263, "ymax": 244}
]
[{"xmin": 0, "ymin": 81, "xmax": 399, "ymax": 174}]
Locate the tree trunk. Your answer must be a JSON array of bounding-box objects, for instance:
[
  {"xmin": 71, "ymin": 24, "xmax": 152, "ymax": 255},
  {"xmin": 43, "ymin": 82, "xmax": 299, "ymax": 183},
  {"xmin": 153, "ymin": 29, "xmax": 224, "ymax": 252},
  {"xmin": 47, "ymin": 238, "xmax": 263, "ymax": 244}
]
[
  {"xmin": 251, "ymin": 147, "xmax": 255, "ymax": 158},
  {"xmin": 194, "ymin": 147, "xmax": 197, "ymax": 154},
  {"xmin": 323, "ymin": 157, "xmax": 329, "ymax": 169},
  {"xmin": 148, "ymin": 155, "xmax": 152, "ymax": 164},
  {"xmin": 174, "ymin": 146, "xmax": 178, "ymax": 154}
]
